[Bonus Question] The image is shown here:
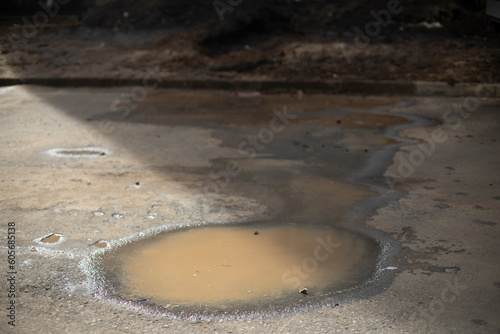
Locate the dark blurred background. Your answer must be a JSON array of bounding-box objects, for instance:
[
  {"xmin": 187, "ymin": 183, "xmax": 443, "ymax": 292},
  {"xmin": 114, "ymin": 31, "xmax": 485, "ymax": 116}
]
[
  {"xmin": 1, "ymin": 0, "xmax": 498, "ymax": 84},
  {"xmin": 0, "ymin": 0, "xmax": 95, "ymax": 15},
  {"xmin": 0, "ymin": 0, "xmax": 496, "ymax": 37}
]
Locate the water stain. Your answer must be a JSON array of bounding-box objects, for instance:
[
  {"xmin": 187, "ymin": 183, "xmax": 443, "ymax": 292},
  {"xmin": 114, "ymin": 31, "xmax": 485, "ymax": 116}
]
[
  {"xmin": 101, "ymin": 223, "xmax": 378, "ymax": 314},
  {"xmin": 472, "ymin": 219, "xmax": 497, "ymax": 226},
  {"xmin": 40, "ymin": 233, "xmax": 62, "ymax": 243},
  {"xmin": 305, "ymin": 113, "xmax": 410, "ymax": 130}
]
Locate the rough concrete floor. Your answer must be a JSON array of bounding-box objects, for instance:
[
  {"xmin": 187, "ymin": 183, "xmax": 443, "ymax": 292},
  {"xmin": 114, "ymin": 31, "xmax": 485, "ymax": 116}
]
[{"xmin": 0, "ymin": 86, "xmax": 499, "ymax": 333}]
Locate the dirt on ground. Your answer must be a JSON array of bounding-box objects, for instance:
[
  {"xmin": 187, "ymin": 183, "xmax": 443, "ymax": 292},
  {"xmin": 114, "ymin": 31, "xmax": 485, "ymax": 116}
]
[{"xmin": 0, "ymin": 0, "xmax": 498, "ymax": 83}]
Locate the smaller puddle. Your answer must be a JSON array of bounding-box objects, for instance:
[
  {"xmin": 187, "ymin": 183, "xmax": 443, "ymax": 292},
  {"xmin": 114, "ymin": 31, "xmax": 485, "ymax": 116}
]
[
  {"xmin": 39, "ymin": 233, "xmax": 62, "ymax": 243},
  {"xmin": 93, "ymin": 241, "xmax": 108, "ymax": 248},
  {"xmin": 305, "ymin": 113, "xmax": 410, "ymax": 130},
  {"xmin": 98, "ymin": 223, "xmax": 380, "ymax": 317},
  {"xmin": 45, "ymin": 147, "xmax": 111, "ymax": 158},
  {"xmin": 339, "ymin": 113, "xmax": 410, "ymax": 129}
]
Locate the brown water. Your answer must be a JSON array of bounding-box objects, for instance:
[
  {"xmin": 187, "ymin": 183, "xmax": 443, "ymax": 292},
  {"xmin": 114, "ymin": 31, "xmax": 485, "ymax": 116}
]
[
  {"xmin": 103, "ymin": 224, "xmax": 378, "ymax": 309},
  {"xmin": 93, "ymin": 241, "xmax": 108, "ymax": 248},
  {"xmin": 40, "ymin": 233, "xmax": 61, "ymax": 243}
]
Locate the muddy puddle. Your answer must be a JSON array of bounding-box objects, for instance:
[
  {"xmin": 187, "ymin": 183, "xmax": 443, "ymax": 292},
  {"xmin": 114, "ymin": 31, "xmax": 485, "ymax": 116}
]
[
  {"xmin": 102, "ymin": 224, "xmax": 377, "ymax": 310},
  {"xmin": 92, "ymin": 241, "xmax": 108, "ymax": 248},
  {"xmin": 40, "ymin": 233, "xmax": 62, "ymax": 243},
  {"xmin": 80, "ymin": 93, "xmax": 434, "ymax": 319}
]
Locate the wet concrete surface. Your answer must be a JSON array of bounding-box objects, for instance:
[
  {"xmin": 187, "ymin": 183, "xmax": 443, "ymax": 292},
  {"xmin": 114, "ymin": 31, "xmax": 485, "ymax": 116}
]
[{"xmin": 0, "ymin": 86, "xmax": 499, "ymax": 333}]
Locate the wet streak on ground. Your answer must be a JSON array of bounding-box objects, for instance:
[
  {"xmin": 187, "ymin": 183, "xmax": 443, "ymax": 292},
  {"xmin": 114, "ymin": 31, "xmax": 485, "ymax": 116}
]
[{"xmin": 84, "ymin": 92, "xmax": 427, "ymax": 319}]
